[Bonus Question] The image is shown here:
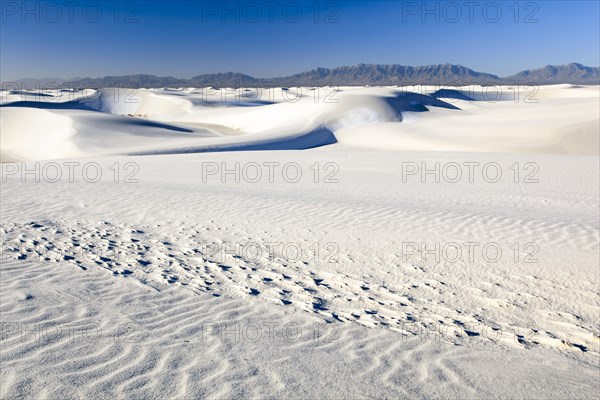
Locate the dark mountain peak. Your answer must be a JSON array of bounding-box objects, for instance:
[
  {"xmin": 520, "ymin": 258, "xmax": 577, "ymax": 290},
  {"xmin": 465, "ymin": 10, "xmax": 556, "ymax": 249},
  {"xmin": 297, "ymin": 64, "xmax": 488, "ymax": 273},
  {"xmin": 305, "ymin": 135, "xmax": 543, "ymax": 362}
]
[{"xmin": 564, "ymin": 62, "xmax": 585, "ymax": 69}]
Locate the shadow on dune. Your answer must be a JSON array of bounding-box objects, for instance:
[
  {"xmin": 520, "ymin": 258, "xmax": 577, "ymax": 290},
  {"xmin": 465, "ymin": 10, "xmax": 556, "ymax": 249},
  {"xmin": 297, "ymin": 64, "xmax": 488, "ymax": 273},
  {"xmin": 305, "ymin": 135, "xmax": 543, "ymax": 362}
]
[
  {"xmin": 429, "ymin": 89, "xmax": 476, "ymax": 101},
  {"xmin": 388, "ymin": 92, "xmax": 462, "ymax": 112},
  {"xmin": 187, "ymin": 98, "xmax": 276, "ymax": 107},
  {"xmin": 6, "ymin": 91, "xmax": 56, "ymax": 98},
  {"xmin": 125, "ymin": 127, "xmax": 337, "ymax": 156},
  {"xmin": 429, "ymin": 88, "xmax": 518, "ymax": 102},
  {"xmin": 1, "ymin": 100, "xmax": 195, "ymax": 133},
  {"xmin": 92, "ymin": 116, "xmax": 195, "ymax": 133},
  {"xmin": 0, "ymin": 99, "xmax": 97, "ymax": 111}
]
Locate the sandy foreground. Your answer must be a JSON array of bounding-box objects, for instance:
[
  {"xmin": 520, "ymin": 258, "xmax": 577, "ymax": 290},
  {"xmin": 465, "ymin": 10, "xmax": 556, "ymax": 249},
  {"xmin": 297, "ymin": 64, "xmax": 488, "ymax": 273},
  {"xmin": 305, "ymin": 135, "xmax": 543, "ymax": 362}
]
[{"xmin": 0, "ymin": 85, "xmax": 599, "ymax": 398}]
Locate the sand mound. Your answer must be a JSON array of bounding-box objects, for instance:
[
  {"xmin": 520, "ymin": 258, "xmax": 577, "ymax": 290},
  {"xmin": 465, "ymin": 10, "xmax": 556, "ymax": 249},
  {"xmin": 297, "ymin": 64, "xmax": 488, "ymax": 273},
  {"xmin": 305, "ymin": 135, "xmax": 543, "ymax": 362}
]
[
  {"xmin": 1, "ymin": 85, "xmax": 598, "ymax": 160},
  {"xmin": 0, "ymin": 108, "xmax": 81, "ymax": 160},
  {"xmin": 82, "ymin": 88, "xmax": 193, "ymax": 117}
]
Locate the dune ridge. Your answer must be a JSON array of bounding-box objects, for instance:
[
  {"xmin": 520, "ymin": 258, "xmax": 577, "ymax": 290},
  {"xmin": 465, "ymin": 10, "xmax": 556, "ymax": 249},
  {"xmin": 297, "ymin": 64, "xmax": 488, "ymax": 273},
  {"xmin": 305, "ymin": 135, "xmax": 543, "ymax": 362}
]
[{"xmin": 1, "ymin": 85, "xmax": 598, "ymax": 161}]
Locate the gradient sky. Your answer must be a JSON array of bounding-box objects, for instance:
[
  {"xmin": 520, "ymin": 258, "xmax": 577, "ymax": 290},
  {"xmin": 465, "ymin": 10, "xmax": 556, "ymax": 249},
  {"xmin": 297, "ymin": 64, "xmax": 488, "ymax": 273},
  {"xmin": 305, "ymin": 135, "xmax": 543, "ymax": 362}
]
[{"xmin": 1, "ymin": 0, "xmax": 599, "ymax": 81}]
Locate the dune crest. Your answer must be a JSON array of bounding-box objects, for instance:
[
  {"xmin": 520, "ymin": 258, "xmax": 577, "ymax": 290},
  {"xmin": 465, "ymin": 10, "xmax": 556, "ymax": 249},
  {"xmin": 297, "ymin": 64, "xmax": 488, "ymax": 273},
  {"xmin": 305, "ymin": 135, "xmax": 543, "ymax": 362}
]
[{"xmin": 1, "ymin": 85, "xmax": 598, "ymax": 160}]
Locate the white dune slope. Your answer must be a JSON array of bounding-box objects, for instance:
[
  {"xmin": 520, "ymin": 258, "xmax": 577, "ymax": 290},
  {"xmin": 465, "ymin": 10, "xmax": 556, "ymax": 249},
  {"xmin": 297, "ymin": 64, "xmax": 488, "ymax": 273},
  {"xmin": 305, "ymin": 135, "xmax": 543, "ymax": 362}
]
[
  {"xmin": 0, "ymin": 85, "xmax": 599, "ymax": 398},
  {"xmin": 1, "ymin": 85, "xmax": 598, "ymax": 160}
]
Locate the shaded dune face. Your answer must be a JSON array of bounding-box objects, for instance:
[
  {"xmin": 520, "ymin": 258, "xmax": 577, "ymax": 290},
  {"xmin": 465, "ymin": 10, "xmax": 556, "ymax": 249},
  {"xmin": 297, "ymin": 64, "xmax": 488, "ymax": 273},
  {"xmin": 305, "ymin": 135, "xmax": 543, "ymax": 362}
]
[
  {"xmin": 0, "ymin": 85, "xmax": 598, "ymax": 161},
  {"xmin": 320, "ymin": 92, "xmax": 460, "ymax": 131}
]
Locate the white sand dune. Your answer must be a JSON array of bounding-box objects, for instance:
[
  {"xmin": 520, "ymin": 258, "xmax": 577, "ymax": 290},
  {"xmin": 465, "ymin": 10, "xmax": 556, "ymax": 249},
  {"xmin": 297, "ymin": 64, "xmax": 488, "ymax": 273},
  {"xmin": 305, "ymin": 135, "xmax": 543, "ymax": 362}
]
[
  {"xmin": 1, "ymin": 85, "xmax": 598, "ymax": 161},
  {"xmin": 0, "ymin": 108, "xmax": 80, "ymax": 160},
  {"xmin": 1, "ymin": 85, "xmax": 599, "ymax": 398},
  {"xmin": 334, "ymin": 85, "xmax": 600, "ymax": 154}
]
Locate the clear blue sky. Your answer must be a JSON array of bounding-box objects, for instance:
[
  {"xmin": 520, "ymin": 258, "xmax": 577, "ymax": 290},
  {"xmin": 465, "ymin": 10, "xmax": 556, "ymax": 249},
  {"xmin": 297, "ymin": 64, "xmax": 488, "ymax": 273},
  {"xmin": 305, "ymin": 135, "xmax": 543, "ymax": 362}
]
[{"xmin": 1, "ymin": 0, "xmax": 598, "ymax": 80}]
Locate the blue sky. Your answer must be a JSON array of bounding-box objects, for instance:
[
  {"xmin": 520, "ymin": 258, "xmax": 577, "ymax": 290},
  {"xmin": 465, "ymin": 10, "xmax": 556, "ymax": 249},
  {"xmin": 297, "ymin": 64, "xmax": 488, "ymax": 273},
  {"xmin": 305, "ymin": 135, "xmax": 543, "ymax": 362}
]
[{"xmin": 1, "ymin": 0, "xmax": 599, "ymax": 80}]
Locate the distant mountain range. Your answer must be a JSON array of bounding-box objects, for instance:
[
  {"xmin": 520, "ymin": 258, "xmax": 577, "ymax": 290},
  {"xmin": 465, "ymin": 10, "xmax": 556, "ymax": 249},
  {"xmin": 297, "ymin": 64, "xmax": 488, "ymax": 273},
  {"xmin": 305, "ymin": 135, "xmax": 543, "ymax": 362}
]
[
  {"xmin": 503, "ymin": 63, "xmax": 600, "ymax": 84},
  {"xmin": 4, "ymin": 63, "xmax": 599, "ymax": 89}
]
